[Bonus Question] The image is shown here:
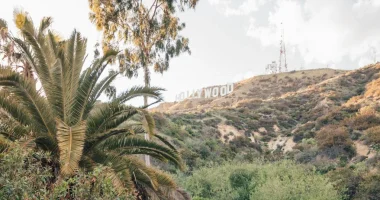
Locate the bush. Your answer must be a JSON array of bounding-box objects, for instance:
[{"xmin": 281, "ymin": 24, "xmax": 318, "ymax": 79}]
[
  {"xmin": 0, "ymin": 146, "xmax": 134, "ymax": 199},
  {"xmin": 0, "ymin": 147, "xmax": 52, "ymax": 199},
  {"xmin": 355, "ymin": 174, "xmax": 380, "ymax": 200},
  {"xmin": 328, "ymin": 168, "xmax": 362, "ymax": 200},
  {"xmin": 365, "ymin": 126, "xmax": 380, "ymax": 144},
  {"xmin": 251, "ymin": 161, "xmax": 340, "ymax": 200},
  {"xmin": 178, "ymin": 161, "xmax": 340, "ymax": 200},
  {"xmin": 294, "ymin": 148, "xmax": 318, "ymax": 163},
  {"xmin": 203, "ymin": 118, "xmax": 222, "ymax": 128},
  {"xmin": 346, "ymin": 108, "xmax": 380, "ymax": 131},
  {"xmin": 229, "ymin": 169, "xmax": 258, "ymax": 200},
  {"xmin": 316, "ymin": 125, "xmax": 352, "ymax": 149}
]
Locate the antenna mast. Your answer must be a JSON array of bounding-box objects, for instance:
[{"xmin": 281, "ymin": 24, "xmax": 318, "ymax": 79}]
[
  {"xmin": 264, "ymin": 23, "xmax": 288, "ymax": 74},
  {"xmin": 278, "ymin": 22, "xmax": 287, "ymax": 72}
]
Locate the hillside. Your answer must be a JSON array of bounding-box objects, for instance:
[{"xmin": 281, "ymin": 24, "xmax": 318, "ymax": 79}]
[
  {"xmin": 152, "ymin": 64, "xmax": 380, "ymax": 173},
  {"xmin": 152, "ymin": 68, "xmax": 347, "ymax": 113}
]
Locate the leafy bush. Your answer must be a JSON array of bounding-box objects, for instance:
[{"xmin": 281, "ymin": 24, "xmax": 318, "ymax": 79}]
[
  {"xmin": 316, "ymin": 125, "xmax": 352, "ymax": 149},
  {"xmin": 294, "ymin": 148, "xmax": 318, "ymax": 163},
  {"xmin": 328, "ymin": 167, "xmax": 363, "ymax": 200},
  {"xmin": 203, "ymin": 118, "xmax": 222, "ymax": 128},
  {"xmin": 365, "ymin": 126, "xmax": 380, "ymax": 144},
  {"xmin": 251, "ymin": 161, "xmax": 340, "ymax": 200},
  {"xmin": 355, "ymin": 174, "xmax": 380, "ymax": 200},
  {"xmin": 0, "ymin": 146, "xmax": 134, "ymax": 199},
  {"xmin": 229, "ymin": 169, "xmax": 258, "ymax": 200},
  {"xmin": 0, "ymin": 146, "xmax": 52, "ymax": 199},
  {"xmin": 178, "ymin": 161, "xmax": 340, "ymax": 200},
  {"xmin": 346, "ymin": 108, "xmax": 380, "ymax": 131}
]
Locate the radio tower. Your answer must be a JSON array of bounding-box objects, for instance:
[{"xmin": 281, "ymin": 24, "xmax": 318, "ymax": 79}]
[{"xmin": 278, "ymin": 22, "xmax": 287, "ymax": 72}]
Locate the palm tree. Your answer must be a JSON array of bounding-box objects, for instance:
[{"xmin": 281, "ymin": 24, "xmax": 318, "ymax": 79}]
[{"xmin": 0, "ymin": 12, "xmax": 186, "ymax": 199}]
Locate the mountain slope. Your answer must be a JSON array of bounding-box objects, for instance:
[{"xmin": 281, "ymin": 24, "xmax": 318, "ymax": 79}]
[
  {"xmin": 152, "ymin": 64, "xmax": 380, "ymax": 172},
  {"xmin": 152, "ymin": 68, "xmax": 347, "ymax": 113}
]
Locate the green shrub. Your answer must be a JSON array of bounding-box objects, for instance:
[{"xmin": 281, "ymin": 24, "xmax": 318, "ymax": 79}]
[
  {"xmin": 365, "ymin": 126, "xmax": 380, "ymax": 144},
  {"xmin": 229, "ymin": 169, "xmax": 258, "ymax": 200},
  {"xmin": 355, "ymin": 174, "xmax": 380, "ymax": 200},
  {"xmin": 328, "ymin": 168, "xmax": 362, "ymax": 200},
  {"xmin": 0, "ymin": 146, "xmax": 134, "ymax": 199},
  {"xmin": 0, "ymin": 146, "xmax": 52, "ymax": 199},
  {"xmin": 346, "ymin": 108, "xmax": 380, "ymax": 131},
  {"xmin": 177, "ymin": 161, "xmax": 340, "ymax": 200},
  {"xmin": 316, "ymin": 125, "xmax": 352, "ymax": 149},
  {"xmin": 251, "ymin": 161, "xmax": 340, "ymax": 200}
]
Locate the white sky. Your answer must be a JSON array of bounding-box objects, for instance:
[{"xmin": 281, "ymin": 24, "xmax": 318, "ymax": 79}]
[{"xmin": 1, "ymin": 0, "xmax": 380, "ymax": 106}]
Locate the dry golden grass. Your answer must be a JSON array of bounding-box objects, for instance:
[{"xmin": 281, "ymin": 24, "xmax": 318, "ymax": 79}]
[{"xmin": 152, "ymin": 68, "xmax": 347, "ymax": 113}]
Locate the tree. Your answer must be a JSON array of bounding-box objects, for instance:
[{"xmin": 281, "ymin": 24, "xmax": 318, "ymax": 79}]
[
  {"xmin": 88, "ymin": 0, "xmax": 198, "ymax": 166},
  {"xmin": 88, "ymin": 0, "xmax": 197, "ymax": 105},
  {"xmin": 0, "ymin": 12, "xmax": 186, "ymax": 199}
]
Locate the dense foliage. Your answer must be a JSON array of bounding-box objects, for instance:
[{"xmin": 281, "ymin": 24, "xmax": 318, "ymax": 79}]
[
  {"xmin": 1, "ymin": 1, "xmax": 380, "ymax": 199},
  {"xmin": 153, "ymin": 64, "xmax": 380, "ymax": 199},
  {"xmin": 0, "ymin": 12, "xmax": 185, "ymax": 199},
  {"xmin": 177, "ymin": 161, "xmax": 340, "ymax": 200},
  {"xmin": 0, "ymin": 146, "xmax": 135, "ymax": 199}
]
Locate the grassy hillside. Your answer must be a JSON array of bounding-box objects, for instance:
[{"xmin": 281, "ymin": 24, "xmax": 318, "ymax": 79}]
[
  {"xmin": 152, "ymin": 68, "xmax": 347, "ymax": 113},
  {"xmin": 151, "ymin": 64, "xmax": 380, "ymax": 199}
]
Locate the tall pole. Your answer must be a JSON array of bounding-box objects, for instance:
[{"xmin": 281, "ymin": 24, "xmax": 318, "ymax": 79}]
[
  {"xmin": 144, "ymin": 66, "xmax": 151, "ymax": 167},
  {"xmin": 278, "ymin": 22, "xmax": 287, "ymax": 72},
  {"xmin": 283, "ymin": 25, "xmax": 288, "ymax": 72},
  {"xmin": 372, "ymin": 47, "xmax": 377, "ymax": 64}
]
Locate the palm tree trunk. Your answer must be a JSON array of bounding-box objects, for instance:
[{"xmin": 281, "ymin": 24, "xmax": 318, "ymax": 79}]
[{"xmin": 143, "ymin": 66, "xmax": 151, "ymax": 166}]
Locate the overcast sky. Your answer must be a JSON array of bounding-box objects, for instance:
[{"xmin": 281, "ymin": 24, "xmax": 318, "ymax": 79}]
[{"xmin": 1, "ymin": 0, "xmax": 380, "ymax": 105}]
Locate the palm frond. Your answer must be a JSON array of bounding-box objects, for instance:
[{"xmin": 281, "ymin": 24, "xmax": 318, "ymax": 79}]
[
  {"xmin": 56, "ymin": 119, "xmax": 86, "ymax": 176},
  {"xmin": 90, "ymin": 126, "xmax": 139, "ymax": 140},
  {"xmin": 72, "ymin": 31, "xmax": 87, "ymax": 87},
  {"xmin": 86, "ymin": 103, "xmax": 138, "ymax": 135},
  {"xmin": 0, "ymin": 68, "xmax": 55, "ymax": 136},
  {"xmin": 49, "ymin": 59, "xmax": 64, "ymax": 119},
  {"xmin": 154, "ymin": 134, "xmax": 178, "ymax": 152},
  {"xmin": 0, "ymin": 116, "xmax": 30, "ymax": 140},
  {"xmin": 113, "ymin": 86, "xmax": 164, "ymax": 104},
  {"xmin": 88, "ymin": 151, "xmax": 135, "ymax": 189},
  {"xmin": 47, "ymin": 31, "xmax": 58, "ymax": 55},
  {"xmin": 71, "ymin": 50, "xmax": 117, "ymax": 124},
  {"xmin": 0, "ymin": 90, "xmax": 34, "ymax": 129},
  {"xmin": 139, "ymin": 109, "xmax": 155, "ymax": 137},
  {"xmin": 84, "ymin": 71, "xmax": 119, "ymax": 118},
  {"xmin": 20, "ymin": 29, "xmax": 52, "ymax": 90},
  {"xmin": 19, "ymin": 13, "xmax": 36, "ymax": 36},
  {"xmin": 38, "ymin": 17, "xmax": 53, "ymax": 36},
  {"xmin": 34, "ymin": 135, "xmax": 58, "ymax": 152},
  {"xmin": 101, "ymin": 136, "xmax": 184, "ymax": 170}
]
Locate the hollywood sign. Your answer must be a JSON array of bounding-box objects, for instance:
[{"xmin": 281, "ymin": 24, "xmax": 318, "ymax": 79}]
[{"xmin": 175, "ymin": 83, "xmax": 234, "ymax": 102}]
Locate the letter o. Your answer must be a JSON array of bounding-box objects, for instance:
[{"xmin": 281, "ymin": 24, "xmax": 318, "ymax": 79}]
[
  {"xmin": 227, "ymin": 83, "xmax": 234, "ymax": 94},
  {"xmin": 212, "ymin": 87, "xmax": 219, "ymax": 97},
  {"xmin": 220, "ymin": 86, "xmax": 227, "ymax": 96},
  {"xmin": 179, "ymin": 92, "xmax": 185, "ymax": 100}
]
